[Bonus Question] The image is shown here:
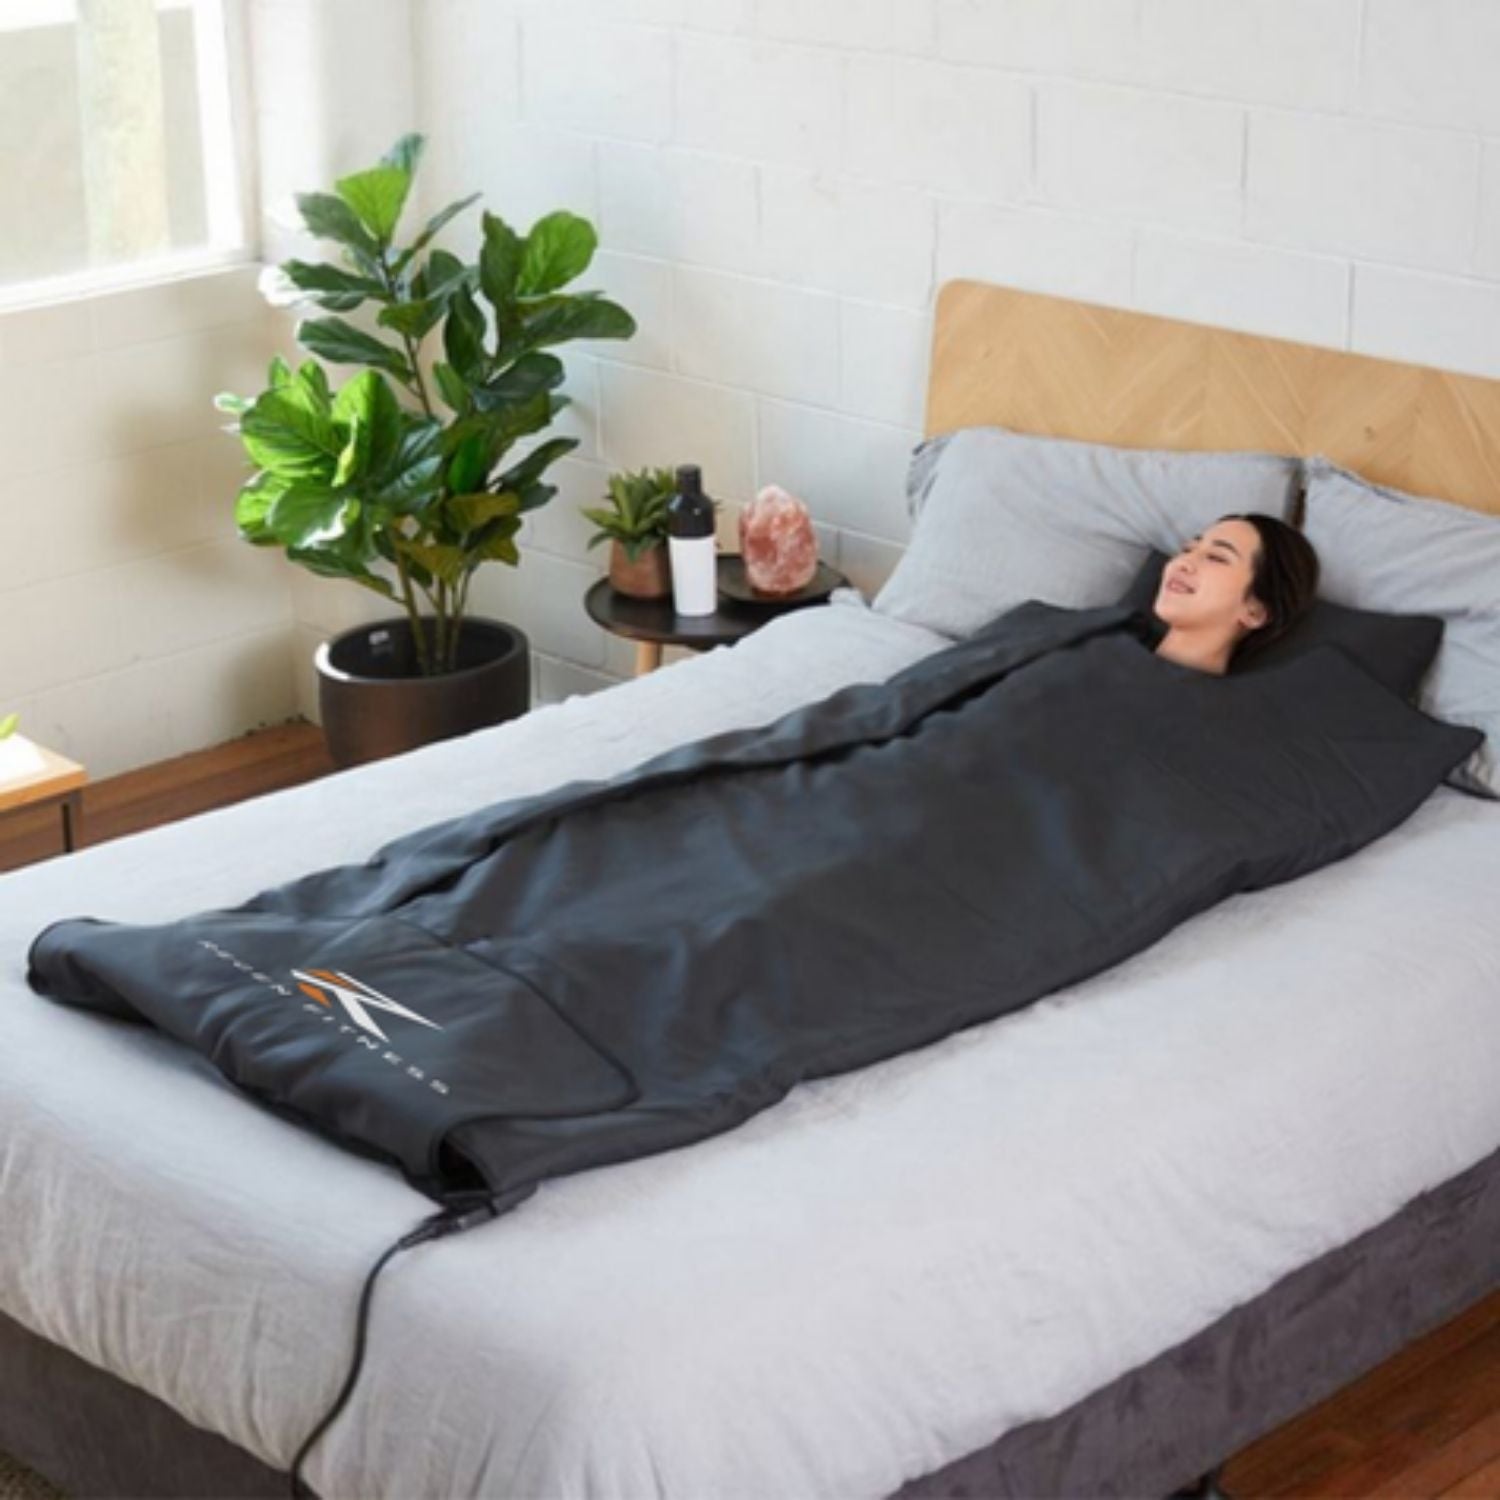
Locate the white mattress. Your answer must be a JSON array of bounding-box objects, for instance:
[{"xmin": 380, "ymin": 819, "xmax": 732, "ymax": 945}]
[{"xmin": 3, "ymin": 597, "xmax": 1500, "ymax": 1499}]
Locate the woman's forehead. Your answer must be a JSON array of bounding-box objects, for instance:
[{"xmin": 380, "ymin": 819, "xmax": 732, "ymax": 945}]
[{"xmin": 1202, "ymin": 518, "xmax": 1259, "ymax": 553}]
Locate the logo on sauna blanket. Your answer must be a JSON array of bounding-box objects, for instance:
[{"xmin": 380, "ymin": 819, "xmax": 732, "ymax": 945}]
[
  {"xmin": 194, "ymin": 940, "xmax": 454, "ymax": 1097},
  {"xmin": 292, "ymin": 967, "xmax": 444, "ymax": 1044}
]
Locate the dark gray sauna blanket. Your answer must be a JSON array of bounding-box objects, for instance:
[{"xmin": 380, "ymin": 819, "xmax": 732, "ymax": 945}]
[{"xmin": 27, "ymin": 603, "xmax": 1479, "ymax": 1206}]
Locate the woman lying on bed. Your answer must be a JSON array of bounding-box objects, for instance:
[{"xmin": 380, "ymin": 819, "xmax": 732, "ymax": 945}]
[
  {"xmin": 1151, "ymin": 513, "xmax": 1320, "ymax": 675},
  {"xmin": 30, "ymin": 506, "xmax": 1469, "ymax": 1217}
]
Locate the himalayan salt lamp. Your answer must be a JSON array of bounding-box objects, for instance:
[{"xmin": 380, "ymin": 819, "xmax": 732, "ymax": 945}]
[{"xmin": 739, "ymin": 485, "xmax": 818, "ymax": 596}]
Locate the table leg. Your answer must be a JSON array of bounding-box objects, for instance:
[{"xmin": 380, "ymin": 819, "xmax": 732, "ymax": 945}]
[
  {"xmin": 61, "ymin": 793, "xmax": 83, "ymax": 853},
  {"xmin": 634, "ymin": 641, "xmax": 664, "ymax": 676}
]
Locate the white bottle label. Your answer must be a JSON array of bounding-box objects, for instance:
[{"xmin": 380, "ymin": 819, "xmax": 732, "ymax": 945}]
[{"xmin": 669, "ymin": 536, "xmax": 718, "ymax": 617}]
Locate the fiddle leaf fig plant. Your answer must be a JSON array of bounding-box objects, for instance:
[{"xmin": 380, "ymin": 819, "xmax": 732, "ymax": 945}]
[{"xmin": 216, "ymin": 132, "xmax": 636, "ymax": 675}]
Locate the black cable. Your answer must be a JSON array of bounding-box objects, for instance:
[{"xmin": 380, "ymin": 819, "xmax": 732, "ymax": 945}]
[{"xmin": 288, "ymin": 1200, "xmax": 505, "ymax": 1499}]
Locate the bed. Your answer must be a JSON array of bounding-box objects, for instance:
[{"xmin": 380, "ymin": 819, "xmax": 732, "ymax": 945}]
[{"xmin": 2, "ymin": 281, "xmax": 1499, "ymax": 1499}]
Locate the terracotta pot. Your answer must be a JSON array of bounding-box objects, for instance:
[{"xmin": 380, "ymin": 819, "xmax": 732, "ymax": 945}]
[
  {"xmin": 609, "ymin": 539, "xmax": 672, "ymax": 599},
  {"xmin": 315, "ymin": 616, "xmax": 530, "ymax": 769}
]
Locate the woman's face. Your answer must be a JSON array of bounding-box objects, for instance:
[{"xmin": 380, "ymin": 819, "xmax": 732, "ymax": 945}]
[{"xmin": 1154, "ymin": 519, "xmax": 1269, "ymax": 638}]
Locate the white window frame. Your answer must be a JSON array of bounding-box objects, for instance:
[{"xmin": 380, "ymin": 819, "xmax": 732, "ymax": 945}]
[{"xmin": 0, "ymin": 0, "xmax": 258, "ymax": 312}]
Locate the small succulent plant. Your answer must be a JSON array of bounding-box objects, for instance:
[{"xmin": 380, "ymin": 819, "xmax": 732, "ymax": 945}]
[{"xmin": 581, "ymin": 467, "xmax": 677, "ymax": 562}]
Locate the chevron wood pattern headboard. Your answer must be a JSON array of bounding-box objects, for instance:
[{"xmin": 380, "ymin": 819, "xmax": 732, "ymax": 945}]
[{"xmin": 926, "ymin": 280, "xmax": 1500, "ymax": 516}]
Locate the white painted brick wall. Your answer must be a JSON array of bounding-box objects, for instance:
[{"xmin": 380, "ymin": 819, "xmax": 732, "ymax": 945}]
[
  {"xmin": 759, "ymin": 170, "xmax": 935, "ymax": 309},
  {"xmin": 1138, "ymin": 0, "xmax": 1362, "ymax": 110},
  {"xmin": 1477, "ymin": 144, "xmax": 1500, "ymax": 280},
  {"xmin": 936, "ymin": 0, "xmax": 1139, "ymax": 80},
  {"xmin": 1036, "ymin": 84, "xmax": 1244, "ymax": 236},
  {"xmin": 1133, "ymin": 233, "xmax": 1350, "ymax": 347},
  {"xmin": 846, "ymin": 57, "xmax": 1030, "ymax": 201},
  {"xmin": 675, "ymin": 36, "xmax": 844, "ymax": 170},
  {"xmin": 936, "ymin": 201, "xmax": 1134, "ymax": 305},
  {"xmin": 672, "ymin": 266, "xmax": 841, "ymax": 405},
  {"xmin": 406, "ymin": 0, "xmax": 1500, "ymax": 708},
  {"xmin": 1246, "ymin": 112, "xmax": 1479, "ymax": 273},
  {"xmin": 1360, "ymin": 0, "xmax": 1500, "ymax": 134},
  {"xmin": 521, "ymin": 17, "xmax": 672, "ymax": 144},
  {"xmin": 1351, "ymin": 264, "xmax": 1500, "ymax": 379},
  {"xmin": 598, "ymin": 144, "xmax": 760, "ymax": 275},
  {"xmin": 758, "ymin": 0, "xmax": 936, "ymax": 56},
  {"xmin": 0, "ymin": 267, "xmax": 299, "ymax": 778}
]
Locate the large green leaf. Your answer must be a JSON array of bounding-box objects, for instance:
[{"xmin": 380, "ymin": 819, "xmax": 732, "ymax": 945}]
[
  {"xmin": 335, "ymin": 164, "xmax": 411, "ymax": 244},
  {"xmin": 297, "ymin": 317, "xmax": 414, "ymax": 383},
  {"xmin": 518, "ymin": 211, "xmax": 597, "ymax": 295},
  {"xmin": 286, "ymin": 537, "xmax": 395, "ymax": 595},
  {"xmin": 432, "ymin": 360, "xmax": 472, "ymax": 415},
  {"xmin": 442, "ymin": 286, "xmax": 488, "ymax": 382},
  {"xmin": 474, "ymin": 528, "xmax": 521, "ymax": 564},
  {"xmin": 392, "ymin": 535, "xmax": 467, "ymax": 589},
  {"xmin": 371, "ymin": 420, "xmax": 446, "ymax": 511},
  {"xmin": 504, "ymin": 293, "xmax": 635, "ymax": 359},
  {"xmin": 470, "ymin": 352, "xmax": 565, "ymax": 413},
  {"xmin": 440, "ymin": 395, "xmax": 552, "ymax": 477},
  {"xmin": 332, "ymin": 414, "xmax": 369, "ymax": 488},
  {"xmin": 447, "ymin": 491, "xmax": 520, "ymax": 534},
  {"xmin": 234, "ymin": 473, "xmax": 284, "ymax": 542},
  {"xmin": 479, "ymin": 212, "xmax": 525, "ymax": 311},
  {"xmin": 332, "ymin": 370, "xmax": 404, "ymax": 478},
  {"xmin": 495, "ymin": 436, "xmax": 576, "ymax": 494},
  {"xmin": 280, "ymin": 260, "xmax": 385, "ymax": 311},
  {"xmin": 267, "ymin": 487, "xmax": 356, "ymax": 549},
  {"xmin": 296, "ymin": 192, "xmax": 381, "ymax": 261},
  {"xmin": 446, "ymin": 431, "xmax": 490, "ymax": 496},
  {"xmin": 377, "ymin": 297, "xmax": 446, "ymax": 340},
  {"xmin": 424, "ymin": 249, "xmax": 469, "ymax": 295},
  {"xmin": 515, "ymin": 479, "xmax": 558, "ymax": 514},
  {"xmin": 293, "ymin": 357, "xmax": 331, "ymax": 407},
  {"xmin": 381, "ymin": 251, "xmax": 475, "ymax": 340},
  {"xmin": 392, "ymin": 193, "xmax": 480, "ymax": 278},
  {"xmin": 239, "ymin": 386, "xmax": 341, "ymax": 482}
]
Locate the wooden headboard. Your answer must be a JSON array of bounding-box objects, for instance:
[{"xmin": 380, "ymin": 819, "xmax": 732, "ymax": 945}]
[{"xmin": 927, "ymin": 280, "xmax": 1500, "ymax": 517}]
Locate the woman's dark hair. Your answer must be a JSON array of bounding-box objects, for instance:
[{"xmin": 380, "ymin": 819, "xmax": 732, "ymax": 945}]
[{"xmin": 1220, "ymin": 512, "xmax": 1320, "ymax": 661}]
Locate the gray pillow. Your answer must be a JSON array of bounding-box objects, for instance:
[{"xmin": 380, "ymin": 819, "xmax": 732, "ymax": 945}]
[
  {"xmin": 877, "ymin": 426, "xmax": 1300, "ymax": 639},
  {"xmin": 1302, "ymin": 457, "xmax": 1500, "ymax": 796}
]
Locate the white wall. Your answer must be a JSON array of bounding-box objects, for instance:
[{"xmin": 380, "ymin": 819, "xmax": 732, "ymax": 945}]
[
  {"xmin": 0, "ymin": 266, "xmax": 296, "ymax": 779},
  {"xmin": 402, "ymin": 0, "xmax": 1500, "ymax": 705},
  {"xmin": 11, "ymin": 1, "xmax": 1499, "ymax": 777}
]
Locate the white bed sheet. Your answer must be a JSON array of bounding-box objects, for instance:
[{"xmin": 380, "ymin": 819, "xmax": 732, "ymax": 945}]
[{"xmin": 3, "ymin": 597, "xmax": 1499, "ymax": 1500}]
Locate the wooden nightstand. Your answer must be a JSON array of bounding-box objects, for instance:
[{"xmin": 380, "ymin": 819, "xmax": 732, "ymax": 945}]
[
  {"xmin": 585, "ymin": 556, "xmax": 850, "ymax": 676},
  {"xmin": 0, "ymin": 737, "xmax": 86, "ymax": 853}
]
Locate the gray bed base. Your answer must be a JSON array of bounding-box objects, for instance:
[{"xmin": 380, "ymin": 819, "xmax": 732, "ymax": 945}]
[{"xmin": 3, "ymin": 1142, "xmax": 1498, "ymax": 1500}]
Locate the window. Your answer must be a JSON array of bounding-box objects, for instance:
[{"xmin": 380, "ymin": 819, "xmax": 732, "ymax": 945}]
[{"xmin": 0, "ymin": 0, "xmax": 248, "ymax": 296}]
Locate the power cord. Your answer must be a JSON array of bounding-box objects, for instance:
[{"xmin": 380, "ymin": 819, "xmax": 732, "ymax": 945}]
[{"xmin": 287, "ymin": 1197, "xmax": 513, "ymax": 1499}]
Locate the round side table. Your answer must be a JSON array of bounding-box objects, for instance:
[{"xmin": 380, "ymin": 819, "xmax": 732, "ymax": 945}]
[{"xmin": 584, "ymin": 556, "xmax": 850, "ymax": 676}]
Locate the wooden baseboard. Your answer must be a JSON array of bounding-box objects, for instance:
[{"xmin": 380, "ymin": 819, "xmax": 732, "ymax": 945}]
[{"xmin": 0, "ymin": 720, "xmax": 334, "ymax": 875}]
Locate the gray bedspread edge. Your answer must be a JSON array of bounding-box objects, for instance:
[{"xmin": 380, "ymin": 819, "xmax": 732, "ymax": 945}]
[{"xmin": 2, "ymin": 1139, "xmax": 1497, "ymax": 1500}]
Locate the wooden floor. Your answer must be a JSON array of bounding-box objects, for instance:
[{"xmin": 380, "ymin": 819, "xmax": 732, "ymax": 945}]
[{"xmin": 2, "ymin": 720, "xmax": 1498, "ymax": 1498}]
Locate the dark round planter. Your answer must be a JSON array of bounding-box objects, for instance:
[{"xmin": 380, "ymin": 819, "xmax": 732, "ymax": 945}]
[{"xmin": 315, "ymin": 616, "xmax": 530, "ymax": 769}]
